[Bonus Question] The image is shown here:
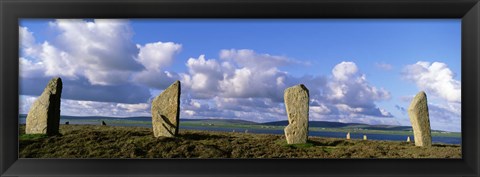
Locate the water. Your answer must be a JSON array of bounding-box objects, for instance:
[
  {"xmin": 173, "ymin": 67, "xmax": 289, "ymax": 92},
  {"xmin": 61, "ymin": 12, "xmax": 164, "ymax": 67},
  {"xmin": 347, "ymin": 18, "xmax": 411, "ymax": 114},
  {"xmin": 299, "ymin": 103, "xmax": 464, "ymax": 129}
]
[{"xmin": 19, "ymin": 118, "xmax": 461, "ymax": 145}]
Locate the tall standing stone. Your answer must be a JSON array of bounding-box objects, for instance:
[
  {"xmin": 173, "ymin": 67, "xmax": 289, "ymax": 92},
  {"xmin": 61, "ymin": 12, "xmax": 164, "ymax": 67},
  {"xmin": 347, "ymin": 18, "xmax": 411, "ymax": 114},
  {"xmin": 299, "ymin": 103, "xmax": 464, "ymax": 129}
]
[
  {"xmin": 408, "ymin": 91, "xmax": 432, "ymax": 147},
  {"xmin": 151, "ymin": 80, "xmax": 181, "ymax": 137},
  {"xmin": 284, "ymin": 84, "xmax": 309, "ymax": 144},
  {"xmin": 26, "ymin": 77, "xmax": 62, "ymax": 135}
]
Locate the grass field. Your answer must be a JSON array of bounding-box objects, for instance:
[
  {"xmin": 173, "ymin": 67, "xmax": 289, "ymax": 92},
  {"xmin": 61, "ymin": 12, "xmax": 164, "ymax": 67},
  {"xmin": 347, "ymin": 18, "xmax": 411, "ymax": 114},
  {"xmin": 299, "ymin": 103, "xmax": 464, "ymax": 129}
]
[{"xmin": 19, "ymin": 124, "xmax": 461, "ymax": 158}]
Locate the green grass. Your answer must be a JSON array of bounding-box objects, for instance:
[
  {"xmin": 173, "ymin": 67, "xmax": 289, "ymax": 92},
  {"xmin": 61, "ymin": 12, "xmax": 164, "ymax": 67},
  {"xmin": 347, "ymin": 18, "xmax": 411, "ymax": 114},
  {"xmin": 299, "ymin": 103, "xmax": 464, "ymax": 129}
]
[
  {"xmin": 19, "ymin": 134, "xmax": 48, "ymax": 140},
  {"xmin": 19, "ymin": 124, "xmax": 461, "ymax": 158}
]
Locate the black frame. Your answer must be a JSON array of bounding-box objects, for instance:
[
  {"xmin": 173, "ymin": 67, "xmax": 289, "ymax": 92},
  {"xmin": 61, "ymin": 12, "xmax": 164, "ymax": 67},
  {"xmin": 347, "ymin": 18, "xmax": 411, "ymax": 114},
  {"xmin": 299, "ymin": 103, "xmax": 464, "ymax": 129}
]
[{"xmin": 1, "ymin": 0, "xmax": 479, "ymax": 176}]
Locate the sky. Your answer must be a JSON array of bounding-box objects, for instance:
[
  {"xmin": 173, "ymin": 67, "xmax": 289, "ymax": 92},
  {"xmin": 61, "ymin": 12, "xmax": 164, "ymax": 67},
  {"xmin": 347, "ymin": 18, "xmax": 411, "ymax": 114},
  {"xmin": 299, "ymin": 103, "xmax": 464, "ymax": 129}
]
[{"xmin": 18, "ymin": 19, "xmax": 461, "ymax": 132}]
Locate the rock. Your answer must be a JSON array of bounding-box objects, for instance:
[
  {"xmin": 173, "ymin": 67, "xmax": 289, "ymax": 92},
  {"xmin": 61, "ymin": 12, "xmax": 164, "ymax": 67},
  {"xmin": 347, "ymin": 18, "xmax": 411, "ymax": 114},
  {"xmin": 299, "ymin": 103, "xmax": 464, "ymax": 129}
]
[
  {"xmin": 284, "ymin": 84, "xmax": 309, "ymax": 144},
  {"xmin": 408, "ymin": 91, "xmax": 432, "ymax": 147},
  {"xmin": 407, "ymin": 136, "xmax": 411, "ymax": 142},
  {"xmin": 26, "ymin": 77, "xmax": 62, "ymax": 135},
  {"xmin": 65, "ymin": 121, "xmax": 69, "ymax": 125},
  {"xmin": 346, "ymin": 132, "xmax": 350, "ymax": 140},
  {"xmin": 363, "ymin": 134, "xmax": 367, "ymax": 140},
  {"xmin": 101, "ymin": 121, "xmax": 107, "ymax": 126},
  {"xmin": 151, "ymin": 80, "xmax": 181, "ymax": 137}
]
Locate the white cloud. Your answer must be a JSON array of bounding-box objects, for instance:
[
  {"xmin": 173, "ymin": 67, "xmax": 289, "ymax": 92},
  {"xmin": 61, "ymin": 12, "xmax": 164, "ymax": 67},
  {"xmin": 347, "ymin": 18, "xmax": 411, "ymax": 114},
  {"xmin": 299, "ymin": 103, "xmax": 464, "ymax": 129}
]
[
  {"xmin": 135, "ymin": 42, "xmax": 181, "ymax": 72},
  {"xmin": 19, "ymin": 27, "xmax": 39, "ymax": 57},
  {"xmin": 19, "ymin": 20, "xmax": 174, "ymax": 103},
  {"xmin": 181, "ymin": 55, "xmax": 223, "ymax": 98},
  {"xmin": 39, "ymin": 41, "xmax": 78, "ymax": 78},
  {"xmin": 179, "ymin": 56, "xmax": 394, "ymax": 122},
  {"xmin": 20, "ymin": 19, "xmax": 144, "ymax": 86},
  {"xmin": 19, "ymin": 57, "xmax": 45, "ymax": 78},
  {"xmin": 180, "ymin": 52, "xmax": 294, "ymax": 101},
  {"xmin": 331, "ymin": 61, "xmax": 358, "ymax": 81},
  {"xmin": 402, "ymin": 61, "xmax": 461, "ymax": 103},
  {"xmin": 323, "ymin": 62, "xmax": 392, "ymax": 117}
]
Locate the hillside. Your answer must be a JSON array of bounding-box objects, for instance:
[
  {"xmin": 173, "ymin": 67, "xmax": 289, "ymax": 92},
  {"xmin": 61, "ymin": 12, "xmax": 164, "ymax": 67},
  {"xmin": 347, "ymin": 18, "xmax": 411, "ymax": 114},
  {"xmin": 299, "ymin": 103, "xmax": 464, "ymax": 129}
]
[{"xmin": 19, "ymin": 124, "xmax": 461, "ymax": 158}]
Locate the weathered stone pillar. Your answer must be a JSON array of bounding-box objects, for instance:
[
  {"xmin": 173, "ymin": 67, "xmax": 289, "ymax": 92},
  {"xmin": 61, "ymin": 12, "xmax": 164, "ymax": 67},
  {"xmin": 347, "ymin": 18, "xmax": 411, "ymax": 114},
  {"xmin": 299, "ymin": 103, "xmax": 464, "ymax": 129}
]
[
  {"xmin": 284, "ymin": 84, "xmax": 309, "ymax": 144},
  {"xmin": 408, "ymin": 91, "xmax": 432, "ymax": 147},
  {"xmin": 26, "ymin": 77, "xmax": 62, "ymax": 135},
  {"xmin": 151, "ymin": 80, "xmax": 181, "ymax": 137}
]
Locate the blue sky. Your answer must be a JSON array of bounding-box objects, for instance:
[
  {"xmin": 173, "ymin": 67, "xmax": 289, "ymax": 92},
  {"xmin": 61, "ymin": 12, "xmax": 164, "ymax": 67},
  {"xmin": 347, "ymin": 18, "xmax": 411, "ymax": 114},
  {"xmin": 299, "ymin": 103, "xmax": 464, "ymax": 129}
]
[{"xmin": 18, "ymin": 19, "xmax": 461, "ymax": 132}]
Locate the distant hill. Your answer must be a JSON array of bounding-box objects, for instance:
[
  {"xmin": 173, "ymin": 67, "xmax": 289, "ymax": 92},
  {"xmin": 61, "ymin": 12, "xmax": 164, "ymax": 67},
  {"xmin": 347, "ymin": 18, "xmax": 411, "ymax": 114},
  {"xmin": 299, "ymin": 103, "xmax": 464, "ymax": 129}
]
[
  {"xmin": 261, "ymin": 120, "xmax": 362, "ymax": 128},
  {"xmin": 261, "ymin": 120, "xmax": 413, "ymax": 131},
  {"xmin": 180, "ymin": 118, "xmax": 258, "ymax": 125}
]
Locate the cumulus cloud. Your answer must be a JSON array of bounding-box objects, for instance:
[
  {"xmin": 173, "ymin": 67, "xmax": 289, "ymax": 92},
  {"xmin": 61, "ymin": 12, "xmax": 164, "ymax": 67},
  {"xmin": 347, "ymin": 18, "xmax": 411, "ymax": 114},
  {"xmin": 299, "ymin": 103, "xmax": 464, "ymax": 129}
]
[
  {"xmin": 133, "ymin": 41, "xmax": 182, "ymax": 89},
  {"xmin": 181, "ymin": 50, "xmax": 320, "ymax": 102},
  {"xmin": 402, "ymin": 61, "xmax": 461, "ymax": 103},
  {"xmin": 323, "ymin": 62, "xmax": 392, "ymax": 117},
  {"xmin": 181, "ymin": 55, "xmax": 224, "ymax": 98},
  {"xmin": 19, "ymin": 20, "xmax": 180, "ymax": 103},
  {"xmin": 179, "ymin": 58, "xmax": 393, "ymax": 123},
  {"xmin": 20, "ymin": 19, "xmax": 144, "ymax": 85},
  {"xmin": 19, "ymin": 27, "xmax": 39, "ymax": 56},
  {"xmin": 135, "ymin": 42, "xmax": 181, "ymax": 71}
]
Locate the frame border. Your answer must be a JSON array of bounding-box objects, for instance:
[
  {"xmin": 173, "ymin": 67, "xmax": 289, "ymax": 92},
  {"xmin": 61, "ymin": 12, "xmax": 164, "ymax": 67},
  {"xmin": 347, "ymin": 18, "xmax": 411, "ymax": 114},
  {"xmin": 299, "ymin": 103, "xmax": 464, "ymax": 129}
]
[{"xmin": 1, "ymin": 0, "xmax": 479, "ymax": 176}]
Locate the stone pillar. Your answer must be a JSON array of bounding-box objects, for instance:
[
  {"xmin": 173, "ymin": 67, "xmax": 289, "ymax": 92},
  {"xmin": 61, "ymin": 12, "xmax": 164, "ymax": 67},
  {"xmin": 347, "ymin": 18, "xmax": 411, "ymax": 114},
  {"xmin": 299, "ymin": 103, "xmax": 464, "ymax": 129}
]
[
  {"xmin": 26, "ymin": 77, "xmax": 62, "ymax": 135},
  {"xmin": 346, "ymin": 132, "xmax": 351, "ymax": 140},
  {"xmin": 284, "ymin": 84, "xmax": 309, "ymax": 144},
  {"xmin": 408, "ymin": 91, "xmax": 432, "ymax": 147},
  {"xmin": 151, "ymin": 80, "xmax": 181, "ymax": 137}
]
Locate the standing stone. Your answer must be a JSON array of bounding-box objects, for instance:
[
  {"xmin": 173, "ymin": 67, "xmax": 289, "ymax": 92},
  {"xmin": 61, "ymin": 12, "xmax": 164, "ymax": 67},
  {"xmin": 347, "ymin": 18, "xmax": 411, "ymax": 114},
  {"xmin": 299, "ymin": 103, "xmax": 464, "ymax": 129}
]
[
  {"xmin": 284, "ymin": 84, "xmax": 309, "ymax": 144},
  {"xmin": 26, "ymin": 77, "xmax": 62, "ymax": 135},
  {"xmin": 408, "ymin": 91, "xmax": 432, "ymax": 147},
  {"xmin": 407, "ymin": 136, "xmax": 411, "ymax": 143},
  {"xmin": 346, "ymin": 132, "xmax": 351, "ymax": 140},
  {"xmin": 363, "ymin": 134, "xmax": 368, "ymax": 140},
  {"xmin": 151, "ymin": 80, "xmax": 180, "ymax": 137}
]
